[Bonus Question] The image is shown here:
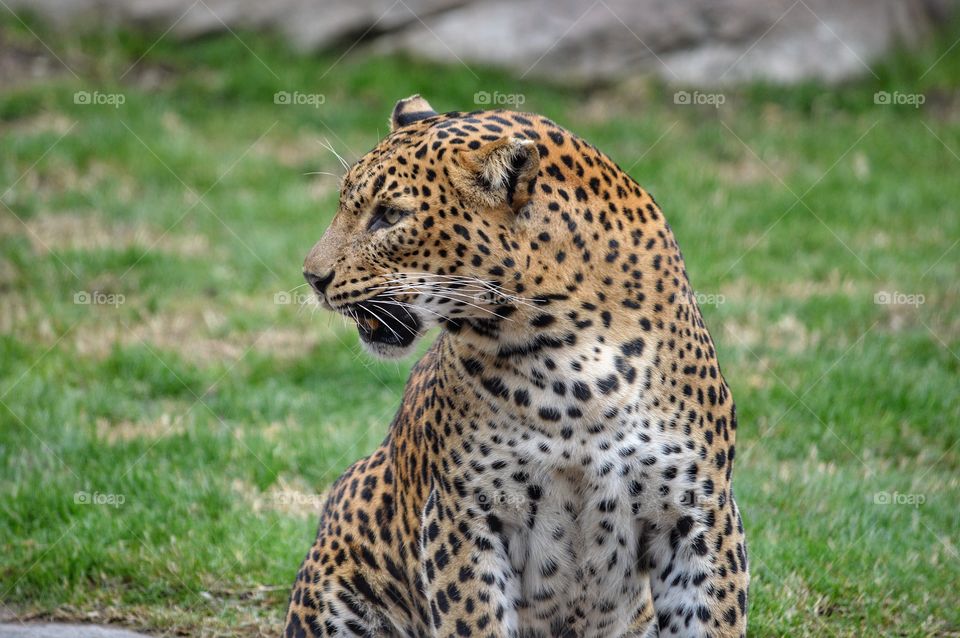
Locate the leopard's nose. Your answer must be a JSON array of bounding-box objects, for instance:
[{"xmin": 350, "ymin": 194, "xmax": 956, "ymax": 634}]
[{"xmin": 304, "ymin": 270, "xmax": 334, "ymax": 297}]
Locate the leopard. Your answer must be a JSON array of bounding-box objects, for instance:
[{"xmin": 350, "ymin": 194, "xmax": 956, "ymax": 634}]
[{"xmin": 287, "ymin": 95, "xmax": 748, "ymax": 638}]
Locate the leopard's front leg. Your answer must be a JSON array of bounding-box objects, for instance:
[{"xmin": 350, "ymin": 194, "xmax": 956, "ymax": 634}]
[
  {"xmin": 420, "ymin": 487, "xmax": 521, "ymax": 638},
  {"xmin": 647, "ymin": 490, "xmax": 749, "ymax": 638}
]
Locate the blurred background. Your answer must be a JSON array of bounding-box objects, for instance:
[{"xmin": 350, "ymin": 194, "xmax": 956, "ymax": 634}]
[{"xmin": 1, "ymin": 1, "xmax": 958, "ymax": 636}]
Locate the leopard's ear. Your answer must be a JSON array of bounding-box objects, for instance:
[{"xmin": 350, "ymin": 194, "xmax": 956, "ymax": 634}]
[
  {"xmin": 390, "ymin": 95, "xmax": 437, "ymax": 131},
  {"xmin": 450, "ymin": 137, "xmax": 540, "ymax": 212}
]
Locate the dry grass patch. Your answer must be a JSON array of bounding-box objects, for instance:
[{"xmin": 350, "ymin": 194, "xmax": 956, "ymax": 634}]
[
  {"xmin": 11, "ymin": 600, "xmax": 283, "ymax": 638},
  {"xmin": 1, "ymin": 158, "xmax": 141, "ymax": 205},
  {"xmin": 721, "ymin": 312, "xmax": 819, "ymax": 355},
  {"xmin": 569, "ymin": 80, "xmax": 654, "ymax": 124},
  {"xmin": 0, "ymin": 255, "xmax": 17, "ymax": 288},
  {"xmin": 717, "ymin": 153, "xmax": 794, "ymax": 186},
  {"xmin": 0, "ymin": 291, "xmax": 33, "ymax": 335},
  {"xmin": 1, "ymin": 112, "xmax": 74, "ymax": 136},
  {"xmin": 71, "ymin": 304, "xmax": 327, "ymax": 366},
  {"xmin": 231, "ymin": 477, "xmax": 328, "ymax": 519},
  {"xmin": 4, "ymin": 211, "xmax": 209, "ymax": 257},
  {"xmin": 255, "ymin": 135, "xmax": 329, "ymax": 169},
  {"xmin": 0, "ymin": 287, "xmax": 339, "ymax": 367},
  {"xmin": 95, "ymin": 409, "xmax": 191, "ymax": 444},
  {"xmin": 72, "ymin": 315, "xmax": 301, "ymax": 365},
  {"xmin": 717, "ymin": 272, "xmax": 863, "ymax": 304},
  {"xmin": 874, "ymin": 285, "xmax": 957, "ymax": 338}
]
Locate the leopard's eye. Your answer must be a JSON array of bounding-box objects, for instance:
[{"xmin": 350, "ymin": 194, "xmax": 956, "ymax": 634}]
[
  {"xmin": 368, "ymin": 205, "xmax": 407, "ymax": 232},
  {"xmin": 384, "ymin": 208, "xmax": 402, "ymax": 225}
]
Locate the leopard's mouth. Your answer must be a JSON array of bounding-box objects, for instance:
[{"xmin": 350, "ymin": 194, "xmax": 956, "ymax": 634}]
[{"xmin": 351, "ymin": 302, "xmax": 421, "ymax": 348}]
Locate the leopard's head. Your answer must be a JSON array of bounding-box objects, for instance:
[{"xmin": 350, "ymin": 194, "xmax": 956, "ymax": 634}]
[{"xmin": 304, "ymin": 95, "xmax": 543, "ymax": 359}]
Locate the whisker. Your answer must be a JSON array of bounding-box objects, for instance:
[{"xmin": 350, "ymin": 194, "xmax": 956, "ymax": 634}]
[
  {"xmin": 373, "ymin": 280, "xmax": 507, "ymax": 297},
  {"xmin": 374, "ymin": 284, "xmax": 521, "ymax": 319},
  {"xmin": 369, "ymin": 297, "xmax": 449, "ymax": 323},
  {"xmin": 360, "ymin": 303, "xmax": 413, "ymax": 340},
  {"xmin": 368, "ymin": 304, "xmax": 437, "ymax": 339},
  {"xmin": 303, "ymin": 171, "xmax": 342, "ymax": 178},
  {"xmin": 374, "ymin": 273, "xmax": 537, "ymax": 307},
  {"xmin": 318, "ymin": 137, "xmax": 350, "ymax": 170},
  {"xmin": 407, "ymin": 291, "xmax": 514, "ymax": 320}
]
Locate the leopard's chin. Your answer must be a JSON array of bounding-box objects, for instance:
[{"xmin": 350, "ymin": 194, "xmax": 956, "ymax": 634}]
[
  {"xmin": 352, "ymin": 303, "xmax": 422, "ymax": 359},
  {"xmin": 358, "ymin": 338, "xmax": 420, "ymax": 360}
]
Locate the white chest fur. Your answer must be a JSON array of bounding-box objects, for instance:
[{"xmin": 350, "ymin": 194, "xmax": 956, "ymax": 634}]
[
  {"xmin": 450, "ymin": 342, "xmax": 695, "ymax": 636},
  {"xmin": 467, "ymin": 410, "xmax": 687, "ymax": 637}
]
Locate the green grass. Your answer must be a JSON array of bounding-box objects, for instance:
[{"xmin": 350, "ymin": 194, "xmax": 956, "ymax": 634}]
[{"xmin": 1, "ymin": 12, "xmax": 959, "ymax": 637}]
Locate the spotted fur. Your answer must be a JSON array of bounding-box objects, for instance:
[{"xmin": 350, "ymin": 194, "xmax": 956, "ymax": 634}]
[{"xmin": 288, "ymin": 95, "xmax": 749, "ymax": 638}]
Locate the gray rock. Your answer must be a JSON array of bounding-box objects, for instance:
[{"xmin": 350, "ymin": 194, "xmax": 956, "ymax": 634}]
[
  {"xmin": 6, "ymin": 0, "xmax": 959, "ymax": 85},
  {"xmin": 0, "ymin": 624, "xmax": 150, "ymax": 638},
  {"xmin": 382, "ymin": 0, "xmax": 954, "ymax": 84}
]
